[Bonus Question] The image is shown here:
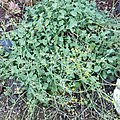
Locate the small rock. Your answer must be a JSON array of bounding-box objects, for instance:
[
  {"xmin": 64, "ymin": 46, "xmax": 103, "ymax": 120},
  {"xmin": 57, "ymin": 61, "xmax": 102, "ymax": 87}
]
[
  {"xmin": 0, "ymin": 39, "xmax": 13, "ymax": 52},
  {"xmin": 113, "ymin": 78, "xmax": 120, "ymax": 115}
]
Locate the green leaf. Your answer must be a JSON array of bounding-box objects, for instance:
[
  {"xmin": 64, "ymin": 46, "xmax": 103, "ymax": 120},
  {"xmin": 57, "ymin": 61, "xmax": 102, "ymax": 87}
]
[
  {"xmin": 70, "ymin": 10, "xmax": 77, "ymax": 17},
  {"xmin": 101, "ymin": 71, "xmax": 107, "ymax": 79},
  {"xmin": 69, "ymin": 18, "xmax": 77, "ymax": 29},
  {"xmin": 94, "ymin": 66, "xmax": 101, "ymax": 72}
]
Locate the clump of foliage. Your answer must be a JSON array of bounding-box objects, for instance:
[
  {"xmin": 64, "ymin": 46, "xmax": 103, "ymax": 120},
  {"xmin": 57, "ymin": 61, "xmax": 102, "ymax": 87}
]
[{"xmin": 0, "ymin": 0, "xmax": 120, "ymax": 115}]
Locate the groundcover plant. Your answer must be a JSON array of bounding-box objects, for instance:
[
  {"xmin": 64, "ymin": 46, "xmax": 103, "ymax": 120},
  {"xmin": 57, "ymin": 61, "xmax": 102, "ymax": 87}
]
[{"xmin": 0, "ymin": 0, "xmax": 120, "ymax": 118}]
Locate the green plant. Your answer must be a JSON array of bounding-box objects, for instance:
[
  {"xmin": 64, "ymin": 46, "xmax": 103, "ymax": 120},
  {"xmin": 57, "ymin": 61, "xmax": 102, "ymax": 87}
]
[{"xmin": 0, "ymin": 0, "xmax": 120, "ymax": 118}]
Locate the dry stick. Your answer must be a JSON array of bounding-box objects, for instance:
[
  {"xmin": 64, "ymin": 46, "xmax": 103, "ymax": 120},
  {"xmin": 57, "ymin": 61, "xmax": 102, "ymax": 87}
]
[
  {"xmin": 53, "ymin": 97, "xmax": 59, "ymax": 120},
  {"xmin": 5, "ymin": 91, "xmax": 27, "ymax": 119}
]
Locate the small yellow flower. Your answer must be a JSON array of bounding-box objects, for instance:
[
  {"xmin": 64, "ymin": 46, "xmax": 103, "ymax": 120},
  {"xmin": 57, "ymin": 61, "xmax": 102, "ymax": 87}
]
[
  {"xmin": 70, "ymin": 58, "xmax": 75, "ymax": 62},
  {"xmin": 66, "ymin": 71, "xmax": 69, "ymax": 74},
  {"xmin": 15, "ymin": 87, "xmax": 20, "ymax": 92},
  {"xmin": 75, "ymin": 112, "xmax": 78, "ymax": 116},
  {"xmin": 26, "ymin": 102, "xmax": 29, "ymax": 105},
  {"xmin": 71, "ymin": 97, "xmax": 74, "ymax": 101},
  {"xmin": 71, "ymin": 48, "xmax": 74, "ymax": 51},
  {"xmin": 112, "ymin": 100, "xmax": 115, "ymax": 104},
  {"xmin": 105, "ymin": 98, "xmax": 109, "ymax": 101},
  {"xmin": 75, "ymin": 49, "xmax": 78, "ymax": 53},
  {"xmin": 98, "ymin": 95, "xmax": 101, "ymax": 98},
  {"xmin": 75, "ymin": 99, "xmax": 78, "ymax": 102},
  {"xmin": 85, "ymin": 71, "xmax": 89, "ymax": 76},
  {"xmin": 80, "ymin": 97, "xmax": 84, "ymax": 105},
  {"xmin": 68, "ymin": 109, "xmax": 70, "ymax": 113},
  {"xmin": 62, "ymin": 104, "xmax": 64, "ymax": 107},
  {"xmin": 72, "ymin": 88, "xmax": 75, "ymax": 91},
  {"xmin": 77, "ymin": 64, "xmax": 81, "ymax": 68}
]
